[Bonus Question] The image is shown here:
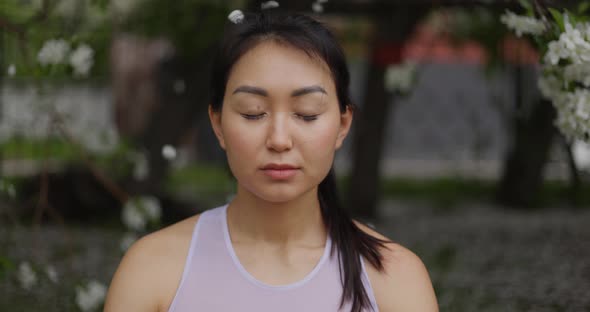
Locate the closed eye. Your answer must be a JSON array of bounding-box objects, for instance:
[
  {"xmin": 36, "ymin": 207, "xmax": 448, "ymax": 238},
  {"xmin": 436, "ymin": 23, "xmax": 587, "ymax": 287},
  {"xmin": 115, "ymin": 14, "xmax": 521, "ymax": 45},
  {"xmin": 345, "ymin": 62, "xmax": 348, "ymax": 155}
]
[
  {"xmin": 241, "ymin": 113, "xmax": 266, "ymax": 120},
  {"xmin": 296, "ymin": 114, "xmax": 319, "ymax": 122}
]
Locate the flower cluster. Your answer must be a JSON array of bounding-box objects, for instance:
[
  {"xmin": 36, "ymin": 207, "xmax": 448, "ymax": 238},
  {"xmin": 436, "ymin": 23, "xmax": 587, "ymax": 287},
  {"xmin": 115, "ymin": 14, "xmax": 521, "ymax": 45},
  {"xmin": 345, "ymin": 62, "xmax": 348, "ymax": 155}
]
[
  {"xmin": 384, "ymin": 61, "xmax": 418, "ymax": 94},
  {"xmin": 500, "ymin": 10, "xmax": 547, "ymax": 37},
  {"xmin": 261, "ymin": 1, "xmax": 279, "ymax": 10},
  {"xmin": 120, "ymin": 196, "xmax": 162, "ymax": 252},
  {"xmin": 37, "ymin": 39, "xmax": 71, "ymax": 66},
  {"xmin": 502, "ymin": 6, "xmax": 590, "ymax": 142},
  {"xmin": 17, "ymin": 262, "xmax": 37, "ymax": 291},
  {"xmin": 545, "ymin": 21, "xmax": 590, "ymax": 65},
  {"xmin": 69, "ymin": 44, "xmax": 94, "ymax": 77},
  {"xmin": 0, "ymin": 179, "xmax": 16, "ymax": 199},
  {"xmin": 37, "ymin": 39, "xmax": 95, "ymax": 78},
  {"xmin": 312, "ymin": 0, "xmax": 328, "ymax": 13},
  {"xmin": 76, "ymin": 280, "xmax": 107, "ymax": 312},
  {"xmin": 538, "ymin": 19, "xmax": 590, "ymax": 142},
  {"xmin": 16, "ymin": 261, "xmax": 60, "ymax": 291},
  {"xmin": 0, "ymin": 85, "xmax": 120, "ymax": 154}
]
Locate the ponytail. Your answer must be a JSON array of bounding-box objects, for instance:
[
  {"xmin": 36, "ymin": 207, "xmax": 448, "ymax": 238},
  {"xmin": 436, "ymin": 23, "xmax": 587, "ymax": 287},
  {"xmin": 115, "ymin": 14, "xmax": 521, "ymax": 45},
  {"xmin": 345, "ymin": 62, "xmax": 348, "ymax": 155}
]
[{"xmin": 318, "ymin": 168, "xmax": 389, "ymax": 312}]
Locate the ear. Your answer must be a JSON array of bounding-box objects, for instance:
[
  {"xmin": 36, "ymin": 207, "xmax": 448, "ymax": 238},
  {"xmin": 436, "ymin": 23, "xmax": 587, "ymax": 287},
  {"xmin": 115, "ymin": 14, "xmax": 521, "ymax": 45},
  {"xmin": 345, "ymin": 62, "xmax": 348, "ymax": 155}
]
[
  {"xmin": 208, "ymin": 105, "xmax": 226, "ymax": 150},
  {"xmin": 335, "ymin": 106, "xmax": 353, "ymax": 150}
]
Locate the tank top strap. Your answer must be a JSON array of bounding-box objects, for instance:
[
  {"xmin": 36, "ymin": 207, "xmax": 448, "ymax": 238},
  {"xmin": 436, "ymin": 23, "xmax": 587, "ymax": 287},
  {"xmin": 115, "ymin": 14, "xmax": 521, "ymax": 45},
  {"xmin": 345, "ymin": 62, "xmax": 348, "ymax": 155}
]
[{"xmin": 167, "ymin": 205, "xmax": 227, "ymax": 312}]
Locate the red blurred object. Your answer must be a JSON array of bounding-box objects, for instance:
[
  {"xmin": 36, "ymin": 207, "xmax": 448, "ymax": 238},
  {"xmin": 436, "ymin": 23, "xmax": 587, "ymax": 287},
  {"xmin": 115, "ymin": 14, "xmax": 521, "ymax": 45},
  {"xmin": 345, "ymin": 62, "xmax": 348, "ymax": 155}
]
[
  {"xmin": 376, "ymin": 19, "xmax": 539, "ymax": 66},
  {"xmin": 500, "ymin": 35, "xmax": 540, "ymax": 65},
  {"xmin": 372, "ymin": 42, "xmax": 403, "ymax": 66}
]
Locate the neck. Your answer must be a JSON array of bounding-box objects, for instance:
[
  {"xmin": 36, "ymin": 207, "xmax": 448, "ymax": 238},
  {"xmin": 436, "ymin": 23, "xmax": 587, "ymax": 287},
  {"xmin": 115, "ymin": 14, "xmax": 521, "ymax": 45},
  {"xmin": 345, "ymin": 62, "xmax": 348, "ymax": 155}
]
[{"xmin": 226, "ymin": 186, "xmax": 326, "ymax": 246}]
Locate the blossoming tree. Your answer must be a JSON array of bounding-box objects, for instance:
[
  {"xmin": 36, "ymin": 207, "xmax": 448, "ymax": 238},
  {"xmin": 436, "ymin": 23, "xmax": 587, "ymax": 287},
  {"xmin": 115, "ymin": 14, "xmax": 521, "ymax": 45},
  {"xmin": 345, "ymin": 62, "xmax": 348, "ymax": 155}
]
[
  {"xmin": 497, "ymin": 0, "xmax": 590, "ymax": 206},
  {"xmin": 502, "ymin": 1, "xmax": 590, "ymax": 142}
]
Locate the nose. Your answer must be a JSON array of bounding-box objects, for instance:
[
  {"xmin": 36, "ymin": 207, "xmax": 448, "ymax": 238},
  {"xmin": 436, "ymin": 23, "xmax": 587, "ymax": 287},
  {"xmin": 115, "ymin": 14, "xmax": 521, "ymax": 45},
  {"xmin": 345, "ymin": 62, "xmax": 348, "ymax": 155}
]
[{"xmin": 265, "ymin": 113, "xmax": 293, "ymax": 152}]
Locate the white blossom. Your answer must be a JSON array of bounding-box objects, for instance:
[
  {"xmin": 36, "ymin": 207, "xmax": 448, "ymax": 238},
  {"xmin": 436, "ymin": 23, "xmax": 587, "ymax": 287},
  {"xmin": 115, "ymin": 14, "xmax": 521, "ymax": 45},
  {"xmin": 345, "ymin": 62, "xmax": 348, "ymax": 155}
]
[
  {"xmin": 500, "ymin": 10, "xmax": 547, "ymax": 37},
  {"xmin": 7, "ymin": 64, "xmax": 16, "ymax": 76},
  {"xmin": 122, "ymin": 196, "xmax": 161, "ymax": 231},
  {"xmin": 563, "ymin": 63, "xmax": 590, "ymax": 87},
  {"xmin": 538, "ymin": 72, "xmax": 563, "ymax": 100},
  {"xmin": 311, "ymin": 2, "xmax": 323, "ymax": 13},
  {"xmin": 162, "ymin": 144, "xmax": 177, "ymax": 160},
  {"xmin": 37, "ymin": 39, "xmax": 71, "ymax": 66},
  {"xmin": 545, "ymin": 40, "xmax": 570, "ymax": 65},
  {"xmin": 572, "ymin": 140, "xmax": 590, "ymax": 169},
  {"xmin": 45, "ymin": 265, "xmax": 59, "ymax": 283},
  {"xmin": 69, "ymin": 44, "xmax": 94, "ymax": 77},
  {"xmin": 385, "ymin": 61, "xmax": 418, "ymax": 93},
  {"xmin": 261, "ymin": 1, "xmax": 279, "ymax": 10},
  {"xmin": 138, "ymin": 196, "xmax": 162, "ymax": 221},
  {"xmin": 545, "ymin": 21, "xmax": 590, "ymax": 65},
  {"xmin": 18, "ymin": 262, "xmax": 37, "ymax": 291},
  {"xmin": 553, "ymin": 89, "xmax": 590, "ymax": 142},
  {"xmin": 0, "ymin": 180, "xmax": 17, "ymax": 199},
  {"xmin": 122, "ymin": 199, "xmax": 147, "ymax": 231},
  {"xmin": 132, "ymin": 152, "xmax": 149, "ymax": 181},
  {"xmin": 75, "ymin": 280, "xmax": 107, "ymax": 312},
  {"xmin": 84, "ymin": 128, "xmax": 119, "ymax": 155},
  {"xmin": 559, "ymin": 21, "xmax": 590, "ymax": 64},
  {"xmin": 228, "ymin": 10, "xmax": 244, "ymax": 24},
  {"xmin": 119, "ymin": 232, "xmax": 138, "ymax": 252}
]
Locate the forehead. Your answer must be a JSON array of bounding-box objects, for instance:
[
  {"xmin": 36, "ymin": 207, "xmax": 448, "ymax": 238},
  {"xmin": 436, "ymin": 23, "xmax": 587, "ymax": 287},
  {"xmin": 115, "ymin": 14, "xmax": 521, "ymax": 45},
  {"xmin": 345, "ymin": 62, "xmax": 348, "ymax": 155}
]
[{"xmin": 226, "ymin": 41, "xmax": 335, "ymax": 93}]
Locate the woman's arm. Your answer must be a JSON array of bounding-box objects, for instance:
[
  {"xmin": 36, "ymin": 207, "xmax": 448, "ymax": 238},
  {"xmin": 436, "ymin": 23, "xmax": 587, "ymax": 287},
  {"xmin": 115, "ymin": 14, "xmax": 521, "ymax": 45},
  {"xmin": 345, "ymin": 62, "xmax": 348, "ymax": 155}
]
[
  {"xmin": 369, "ymin": 243, "xmax": 439, "ymax": 312},
  {"xmin": 355, "ymin": 222, "xmax": 439, "ymax": 312},
  {"xmin": 104, "ymin": 216, "xmax": 196, "ymax": 312},
  {"xmin": 104, "ymin": 235, "xmax": 163, "ymax": 312}
]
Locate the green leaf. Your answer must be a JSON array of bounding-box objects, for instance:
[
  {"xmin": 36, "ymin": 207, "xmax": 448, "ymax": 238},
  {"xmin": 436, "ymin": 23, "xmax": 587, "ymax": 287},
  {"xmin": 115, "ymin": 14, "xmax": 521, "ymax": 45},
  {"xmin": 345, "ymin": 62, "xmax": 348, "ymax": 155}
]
[
  {"xmin": 90, "ymin": 0, "xmax": 110, "ymax": 11},
  {"xmin": 566, "ymin": 9, "xmax": 578, "ymax": 26},
  {"xmin": 0, "ymin": 257, "xmax": 16, "ymax": 279},
  {"xmin": 518, "ymin": 0, "xmax": 534, "ymax": 16},
  {"xmin": 0, "ymin": 0, "xmax": 38, "ymax": 24},
  {"xmin": 548, "ymin": 8, "xmax": 565, "ymax": 32},
  {"xmin": 578, "ymin": 1, "xmax": 590, "ymax": 14}
]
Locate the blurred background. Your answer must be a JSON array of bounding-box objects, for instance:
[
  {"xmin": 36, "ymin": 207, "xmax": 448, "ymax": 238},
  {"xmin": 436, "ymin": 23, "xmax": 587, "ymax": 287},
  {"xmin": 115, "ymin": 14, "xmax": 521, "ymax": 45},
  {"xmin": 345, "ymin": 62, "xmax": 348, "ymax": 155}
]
[{"xmin": 1, "ymin": 0, "xmax": 589, "ymax": 311}]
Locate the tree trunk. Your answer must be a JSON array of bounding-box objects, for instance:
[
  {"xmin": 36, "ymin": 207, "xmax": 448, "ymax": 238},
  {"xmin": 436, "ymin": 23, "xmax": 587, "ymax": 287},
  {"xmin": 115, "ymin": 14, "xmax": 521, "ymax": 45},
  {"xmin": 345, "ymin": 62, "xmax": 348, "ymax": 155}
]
[
  {"xmin": 347, "ymin": 8, "xmax": 426, "ymax": 218},
  {"xmin": 497, "ymin": 95, "xmax": 557, "ymax": 208}
]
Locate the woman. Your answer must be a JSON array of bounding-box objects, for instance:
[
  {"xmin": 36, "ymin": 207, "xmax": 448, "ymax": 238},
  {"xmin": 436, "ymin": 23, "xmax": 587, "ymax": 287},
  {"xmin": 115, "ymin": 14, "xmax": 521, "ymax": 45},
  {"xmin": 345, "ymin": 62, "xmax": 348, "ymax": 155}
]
[{"xmin": 105, "ymin": 10, "xmax": 438, "ymax": 312}]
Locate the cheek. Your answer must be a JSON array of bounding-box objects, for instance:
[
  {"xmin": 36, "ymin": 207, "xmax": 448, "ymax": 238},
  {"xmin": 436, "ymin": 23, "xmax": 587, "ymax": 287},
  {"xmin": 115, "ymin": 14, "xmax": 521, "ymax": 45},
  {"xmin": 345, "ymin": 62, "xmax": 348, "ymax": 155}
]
[
  {"xmin": 222, "ymin": 120, "xmax": 262, "ymax": 165},
  {"xmin": 299, "ymin": 117, "xmax": 341, "ymax": 163}
]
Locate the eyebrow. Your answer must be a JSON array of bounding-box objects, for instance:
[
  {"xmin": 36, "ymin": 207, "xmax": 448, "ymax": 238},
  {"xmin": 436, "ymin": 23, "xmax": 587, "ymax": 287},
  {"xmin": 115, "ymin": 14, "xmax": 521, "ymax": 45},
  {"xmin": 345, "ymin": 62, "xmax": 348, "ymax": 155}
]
[{"xmin": 232, "ymin": 85, "xmax": 327, "ymax": 97}]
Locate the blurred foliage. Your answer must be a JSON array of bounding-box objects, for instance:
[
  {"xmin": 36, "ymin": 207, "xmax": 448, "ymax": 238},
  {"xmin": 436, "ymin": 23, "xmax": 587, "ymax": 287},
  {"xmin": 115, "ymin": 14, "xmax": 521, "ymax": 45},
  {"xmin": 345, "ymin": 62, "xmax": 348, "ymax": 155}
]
[
  {"xmin": 120, "ymin": 0, "xmax": 235, "ymax": 61},
  {"xmin": 380, "ymin": 176, "xmax": 590, "ymax": 209},
  {"xmin": 0, "ymin": 0, "xmax": 113, "ymax": 79},
  {"xmin": 515, "ymin": 0, "xmax": 590, "ymax": 54},
  {"xmin": 0, "ymin": 136, "xmax": 135, "ymax": 180},
  {"xmin": 427, "ymin": 6, "xmax": 509, "ymax": 71},
  {"xmin": 0, "ymin": 256, "xmax": 16, "ymax": 280},
  {"xmin": 164, "ymin": 162, "xmax": 234, "ymax": 201},
  {"xmin": 0, "ymin": 0, "xmax": 239, "ymax": 80}
]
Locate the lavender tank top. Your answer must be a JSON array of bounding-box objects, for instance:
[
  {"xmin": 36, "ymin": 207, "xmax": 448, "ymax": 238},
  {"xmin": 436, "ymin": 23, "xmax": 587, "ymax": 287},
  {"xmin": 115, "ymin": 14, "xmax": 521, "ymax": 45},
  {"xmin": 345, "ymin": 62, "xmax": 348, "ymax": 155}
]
[{"xmin": 167, "ymin": 205, "xmax": 379, "ymax": 312}]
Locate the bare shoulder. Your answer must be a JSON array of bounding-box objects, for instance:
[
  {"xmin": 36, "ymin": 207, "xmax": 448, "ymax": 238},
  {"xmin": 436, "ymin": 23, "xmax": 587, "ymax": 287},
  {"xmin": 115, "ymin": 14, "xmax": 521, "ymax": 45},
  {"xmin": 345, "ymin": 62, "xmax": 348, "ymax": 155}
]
[
  {"xmin": 104, "ymin": 214, "xmax": 201, "ymax": 312},
  {"xmin": 354, "ymin": 221, "xmax": 439, "ymax": 312}
]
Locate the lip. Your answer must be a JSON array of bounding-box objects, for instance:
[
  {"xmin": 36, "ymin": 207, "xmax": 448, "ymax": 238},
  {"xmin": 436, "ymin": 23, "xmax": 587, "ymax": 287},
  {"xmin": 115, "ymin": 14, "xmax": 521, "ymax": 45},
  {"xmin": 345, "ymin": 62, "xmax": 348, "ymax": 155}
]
[
  {"xmin": 261, "ymin": 163, "xmax": 299, "ymax": 170},
  {"xmin": 260, "ymin": 163, "xmax": 300, "ymax": 180}
]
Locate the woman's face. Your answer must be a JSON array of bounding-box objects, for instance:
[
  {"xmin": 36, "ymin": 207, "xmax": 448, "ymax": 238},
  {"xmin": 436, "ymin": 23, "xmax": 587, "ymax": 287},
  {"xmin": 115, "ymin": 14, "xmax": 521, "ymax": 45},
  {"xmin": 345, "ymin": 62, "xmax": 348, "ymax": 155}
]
[{"xmin": 210, "ymin": 41, "xmax": 352, "ymax": 203}]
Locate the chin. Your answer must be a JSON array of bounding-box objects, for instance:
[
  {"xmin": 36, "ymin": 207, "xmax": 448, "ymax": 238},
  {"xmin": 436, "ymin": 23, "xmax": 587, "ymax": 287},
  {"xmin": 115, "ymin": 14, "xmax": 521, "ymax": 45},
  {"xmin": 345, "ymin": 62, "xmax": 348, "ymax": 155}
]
[
  {"xmin": 244, "ymin": 183, "xmax": 316, "ymax": 204},
  {"xmin": 255, "ymin": 190, "xmax": 303, "ymax": 204}
]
